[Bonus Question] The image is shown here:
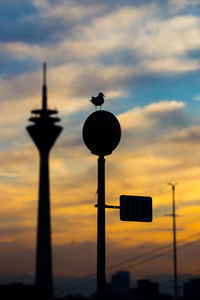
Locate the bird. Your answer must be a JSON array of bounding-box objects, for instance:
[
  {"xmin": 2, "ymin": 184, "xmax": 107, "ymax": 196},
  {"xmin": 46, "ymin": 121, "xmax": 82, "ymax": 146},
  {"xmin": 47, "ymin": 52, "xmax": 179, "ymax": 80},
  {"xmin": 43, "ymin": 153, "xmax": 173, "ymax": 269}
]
[{"xmin": 90, "ymin": 92, "xmax": 105, "ymax": 109}]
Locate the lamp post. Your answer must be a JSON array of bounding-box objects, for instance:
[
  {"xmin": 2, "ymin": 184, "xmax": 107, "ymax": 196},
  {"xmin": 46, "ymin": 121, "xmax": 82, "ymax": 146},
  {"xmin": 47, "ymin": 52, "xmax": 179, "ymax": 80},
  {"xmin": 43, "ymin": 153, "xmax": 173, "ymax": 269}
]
[
  {"xmin": 168, "ymin": 183, "xmax": 178, "ymax": 300},
  {"xmin": 82, "ymin": 110, "xmax": 121, "ymax": 300}
]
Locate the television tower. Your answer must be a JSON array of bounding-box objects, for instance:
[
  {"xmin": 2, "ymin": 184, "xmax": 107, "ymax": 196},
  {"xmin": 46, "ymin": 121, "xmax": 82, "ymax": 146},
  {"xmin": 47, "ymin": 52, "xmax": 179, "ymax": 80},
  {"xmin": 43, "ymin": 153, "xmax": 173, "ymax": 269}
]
[{"xmin": 26, "ymin": 63, "xmax": 62, "ymax": 299}]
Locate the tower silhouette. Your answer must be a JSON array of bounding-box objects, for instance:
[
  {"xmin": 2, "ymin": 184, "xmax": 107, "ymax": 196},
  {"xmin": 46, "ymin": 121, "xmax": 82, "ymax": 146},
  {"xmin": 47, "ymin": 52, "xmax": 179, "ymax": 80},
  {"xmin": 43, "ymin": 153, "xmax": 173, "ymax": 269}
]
[{"xmin": 26, "ymin": 63, "xmax": 62, "ymax": 299}]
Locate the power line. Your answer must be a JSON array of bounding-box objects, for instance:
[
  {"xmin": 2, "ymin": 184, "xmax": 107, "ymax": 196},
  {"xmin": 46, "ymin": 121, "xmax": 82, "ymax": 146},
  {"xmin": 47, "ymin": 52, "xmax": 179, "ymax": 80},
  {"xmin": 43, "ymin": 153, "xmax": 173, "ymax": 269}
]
[
  {"xmin": 160, "ymin": 267, "xmax": 200, "ymax": 291},
  {"xmin": 107, "ymin": 231, "xmax": 200, "ymax": 272},
  {"xmin": 112, "ymin": 238, "xmax": 200, "ymax": 273},
  {"xmin": 55, "ymin": 273, "xmax": 95, "ymax": 291},
  {"xmin": 54, "ymin": 232, "xmax": 200, "ymax": 296},
  {"xmin": 55, "ymin": 276, "xmax": 96, "ymax": 297},
  {"xmin": 54, "ymin": 233, "xmax": 200, "ymax": 294},
  {"xmin": 177, "ymin": 268, "xmax": 200, "ymax": 288},
  {"xmin": 55, "ymin": 231, "xmax": 200, "ymax": 292}
]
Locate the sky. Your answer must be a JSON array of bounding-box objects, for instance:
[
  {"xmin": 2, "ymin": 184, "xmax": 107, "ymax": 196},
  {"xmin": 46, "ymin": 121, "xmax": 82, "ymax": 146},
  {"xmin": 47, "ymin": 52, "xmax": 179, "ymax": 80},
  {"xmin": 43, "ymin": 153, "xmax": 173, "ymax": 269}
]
[{"xmin": 1, "ymin": 0, "xmax": 200, "ymax": 296}]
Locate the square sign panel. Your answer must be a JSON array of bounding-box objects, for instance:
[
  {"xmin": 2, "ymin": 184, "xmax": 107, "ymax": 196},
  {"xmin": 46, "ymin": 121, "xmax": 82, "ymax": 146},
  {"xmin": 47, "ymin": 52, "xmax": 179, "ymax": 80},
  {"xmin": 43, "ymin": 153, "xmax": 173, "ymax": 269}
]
[{"xmin": 120, "ymin": 195, "xmax": 152, "ymax": 222}]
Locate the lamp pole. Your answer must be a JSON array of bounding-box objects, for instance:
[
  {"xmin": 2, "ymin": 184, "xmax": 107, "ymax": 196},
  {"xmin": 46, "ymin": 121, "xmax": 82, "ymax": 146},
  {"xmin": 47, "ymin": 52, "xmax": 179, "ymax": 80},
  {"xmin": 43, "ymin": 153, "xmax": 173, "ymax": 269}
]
[
  {"xmin": 97, "ymin": 155, "xmax": 106, "ymax": 300},
  {"xmin": 82, "ymin": 110, "xmax": 121, "ymax": 300},
  {"xmin": 168, "ymin": 183, "xmax": 178, "ymax": 300}
]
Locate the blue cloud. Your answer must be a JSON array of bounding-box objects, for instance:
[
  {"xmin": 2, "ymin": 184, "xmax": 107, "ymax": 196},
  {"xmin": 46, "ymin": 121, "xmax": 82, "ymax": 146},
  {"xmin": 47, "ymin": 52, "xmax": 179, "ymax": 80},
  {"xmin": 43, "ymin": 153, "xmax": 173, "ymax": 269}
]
[
  {"xmin": 0, "ymin": 57, "xmax": 39, "ymax": 77},
  {"xmin": 0, "ymin": 1, "xmax": 36, "ymax": 41},
  {"xmin": 0, "ymin": 0, "xmax": 73, "ymax": 44}
]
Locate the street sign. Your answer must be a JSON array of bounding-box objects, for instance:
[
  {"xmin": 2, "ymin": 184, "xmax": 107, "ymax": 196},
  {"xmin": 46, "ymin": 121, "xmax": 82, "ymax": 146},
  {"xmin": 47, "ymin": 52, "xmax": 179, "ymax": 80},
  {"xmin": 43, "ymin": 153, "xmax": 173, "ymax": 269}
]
[{"xmin": 120, "ymin": 195, "xmax": 152, "ymax": 222}]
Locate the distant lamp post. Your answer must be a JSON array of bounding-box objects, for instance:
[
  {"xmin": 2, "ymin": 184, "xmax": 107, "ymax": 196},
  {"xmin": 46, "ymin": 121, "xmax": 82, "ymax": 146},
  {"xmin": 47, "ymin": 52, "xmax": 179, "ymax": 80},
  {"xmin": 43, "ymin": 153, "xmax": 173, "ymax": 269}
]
[
  {"xmin": 82, "ymin": 110, "xmax": 121, "ymax": 300},
  {"xmin": 168, "ymin": 183, "xmax": 178, "ymax": 300}
]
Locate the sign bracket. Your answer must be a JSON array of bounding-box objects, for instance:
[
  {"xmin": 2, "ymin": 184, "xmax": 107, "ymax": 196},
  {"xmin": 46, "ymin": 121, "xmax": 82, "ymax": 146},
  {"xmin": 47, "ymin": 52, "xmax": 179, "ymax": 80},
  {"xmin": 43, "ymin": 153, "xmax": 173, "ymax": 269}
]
[{"xmin": 95, "ymin": 204, "xmax": 120, "ymax": 209}]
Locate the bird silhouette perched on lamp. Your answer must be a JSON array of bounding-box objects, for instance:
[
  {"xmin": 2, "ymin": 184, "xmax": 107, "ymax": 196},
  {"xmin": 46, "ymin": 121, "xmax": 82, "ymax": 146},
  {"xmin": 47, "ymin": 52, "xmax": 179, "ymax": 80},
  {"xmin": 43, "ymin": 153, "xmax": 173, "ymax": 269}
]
[{"xmin": 90, "ymin": 92, "xmax": 105, "ymax": 109}]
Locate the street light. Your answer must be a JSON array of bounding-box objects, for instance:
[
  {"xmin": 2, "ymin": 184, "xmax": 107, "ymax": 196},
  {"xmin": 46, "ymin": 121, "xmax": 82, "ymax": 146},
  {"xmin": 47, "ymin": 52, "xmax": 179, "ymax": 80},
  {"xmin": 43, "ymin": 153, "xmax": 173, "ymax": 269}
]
[
  {"xmin": 82, "ymin": 110, "xmax": 121, "ymax": 300},
  {"xmin": 168, "ymin": 183, "xmax": 178, "ymax": 299}
]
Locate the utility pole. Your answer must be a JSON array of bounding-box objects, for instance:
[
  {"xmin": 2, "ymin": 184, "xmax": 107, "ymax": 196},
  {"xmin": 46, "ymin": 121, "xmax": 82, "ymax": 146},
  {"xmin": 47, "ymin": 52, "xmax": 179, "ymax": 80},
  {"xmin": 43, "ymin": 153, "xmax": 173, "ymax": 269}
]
[{"xmin": 168, "ymin": 183, "xmax": 178, "ymax": 300}]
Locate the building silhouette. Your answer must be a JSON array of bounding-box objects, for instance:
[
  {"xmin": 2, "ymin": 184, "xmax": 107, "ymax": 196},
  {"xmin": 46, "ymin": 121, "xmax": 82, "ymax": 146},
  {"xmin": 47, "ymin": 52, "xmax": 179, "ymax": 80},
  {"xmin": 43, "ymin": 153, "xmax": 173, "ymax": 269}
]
[
  {"xmin": 0, "ymin": 283, "xmax": 38, "ymax": 300},
  {"xmin": 112, "ymin": 271, "xmax": 130, "ymax": 297},
  {"xmin": 130, "ymin": 279, "xmax": 173, "ymax": 300},
  {"xmin": 106, "ymin": 271, "xmax": 130, "ymax": 299},
  {"xmin": 26, "ymin": 63, "xmax": 62, "ymax": 299},
  {"xmin": 131, "ymin": 279, "xmax": 158, "ymax": 297},
  {"xmin": 184, "ymin": 277, "xmax": 200, "ymax": 299}
]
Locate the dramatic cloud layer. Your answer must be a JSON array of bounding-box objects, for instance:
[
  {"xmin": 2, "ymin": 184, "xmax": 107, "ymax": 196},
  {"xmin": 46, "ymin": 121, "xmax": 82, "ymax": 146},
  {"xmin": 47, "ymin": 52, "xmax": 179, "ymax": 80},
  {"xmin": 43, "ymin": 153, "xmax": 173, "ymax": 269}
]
[{"xmin": 1, "ymin": 0, "xmax": 200, "ymax": 295}]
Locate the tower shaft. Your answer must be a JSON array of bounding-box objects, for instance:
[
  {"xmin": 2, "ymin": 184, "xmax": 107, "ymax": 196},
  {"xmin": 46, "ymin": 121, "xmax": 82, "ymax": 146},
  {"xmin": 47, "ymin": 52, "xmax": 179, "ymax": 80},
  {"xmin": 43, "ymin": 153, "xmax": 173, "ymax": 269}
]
[
  {"xmin": 36, "ymin": 151, "xmax": 52, "ymax": 299},
  {"xmin": 27, "ymin": 124, "xmax": 62, "ymax": 299}
]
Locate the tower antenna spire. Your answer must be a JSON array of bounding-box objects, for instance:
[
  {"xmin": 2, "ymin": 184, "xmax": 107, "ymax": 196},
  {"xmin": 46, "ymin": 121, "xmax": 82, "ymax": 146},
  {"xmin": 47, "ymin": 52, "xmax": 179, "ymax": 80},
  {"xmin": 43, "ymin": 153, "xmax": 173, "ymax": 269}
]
[
  {"xmin": 43, "ymin": 62, "xmax": 46, "ymax": 85},
  {"xmin": 42, "ymin": 62, "xmax": 47, "ymax": 111}
]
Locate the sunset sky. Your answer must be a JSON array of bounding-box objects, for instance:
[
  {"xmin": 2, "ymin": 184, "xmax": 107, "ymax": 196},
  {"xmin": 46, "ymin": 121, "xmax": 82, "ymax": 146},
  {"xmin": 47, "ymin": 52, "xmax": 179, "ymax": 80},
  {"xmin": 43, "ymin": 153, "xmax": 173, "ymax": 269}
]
[{"xmin": 1, "ymin": 0, "xmax": 200, "ymax": 296}]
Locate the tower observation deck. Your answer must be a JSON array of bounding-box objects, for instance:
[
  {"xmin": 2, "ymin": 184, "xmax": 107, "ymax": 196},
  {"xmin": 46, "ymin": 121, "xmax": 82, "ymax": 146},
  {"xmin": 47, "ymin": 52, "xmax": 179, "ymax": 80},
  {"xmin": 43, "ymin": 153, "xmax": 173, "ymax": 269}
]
[{"xmin": 26, "ymin": 63, "xmax": 62, "ymax": 300}]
